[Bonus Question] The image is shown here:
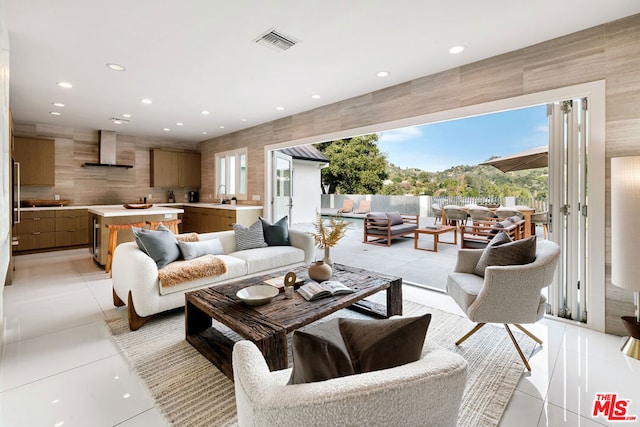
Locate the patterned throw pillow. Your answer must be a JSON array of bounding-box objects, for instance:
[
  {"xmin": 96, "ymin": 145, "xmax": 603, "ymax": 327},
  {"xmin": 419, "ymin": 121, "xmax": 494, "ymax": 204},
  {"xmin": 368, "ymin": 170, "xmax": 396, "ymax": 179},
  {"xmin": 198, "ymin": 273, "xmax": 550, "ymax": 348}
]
[
  {"xmin": 473, "ymin": 233, "xmax": 536, "ymax": 277},
  {"xmin": 233, "ymin": 220, "xmax": 268, "ymax": 251}
]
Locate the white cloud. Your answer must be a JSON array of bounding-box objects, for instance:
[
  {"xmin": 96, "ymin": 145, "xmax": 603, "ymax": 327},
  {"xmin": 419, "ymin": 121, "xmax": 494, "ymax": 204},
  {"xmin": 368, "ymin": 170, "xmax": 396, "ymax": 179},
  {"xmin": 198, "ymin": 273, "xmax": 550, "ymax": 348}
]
[
  {"xmin": 377, "ymin": 126, "xmax": 422, "ymax": 143},
  {"xmin": 535, "ymin": 124, "xmax": 548, "ymax": 133}
]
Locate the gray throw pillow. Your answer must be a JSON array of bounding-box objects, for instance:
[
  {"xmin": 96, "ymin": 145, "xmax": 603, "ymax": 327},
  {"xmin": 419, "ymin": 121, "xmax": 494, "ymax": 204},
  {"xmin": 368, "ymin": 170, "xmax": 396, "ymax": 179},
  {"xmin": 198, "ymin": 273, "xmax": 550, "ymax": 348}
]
[
  {"xmin": 233, "ymin": 220, "xmax": 268, "ymax": 251},
  {"xmin": 259, "ymin": 216, "xmax": 290, "ymax": 246},
  {"xmin": 132, "ymin": 224, "xmax": 180, "ymax": 269},
  {"xmin": 287, "ymin": 314, "xmax": 431, "ymax": 385},
  {"xmin": 386, "ymin": 211, "xmax": 404, "ymax": 226},
  {"xmin": 177, "ymin": 238, "xmax": 223, "ymax": 260},
  {"xmin": 474, "ymin": 233, "xmax": 537, "ymax": 277}
]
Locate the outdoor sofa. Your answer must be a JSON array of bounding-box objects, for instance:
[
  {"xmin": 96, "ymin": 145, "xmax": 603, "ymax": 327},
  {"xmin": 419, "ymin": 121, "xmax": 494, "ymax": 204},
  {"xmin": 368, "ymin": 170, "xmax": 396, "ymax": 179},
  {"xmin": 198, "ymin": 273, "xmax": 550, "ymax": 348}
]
[{"xmin": 363, "ymin": 211, "xmax": 419, "ymax": 246}]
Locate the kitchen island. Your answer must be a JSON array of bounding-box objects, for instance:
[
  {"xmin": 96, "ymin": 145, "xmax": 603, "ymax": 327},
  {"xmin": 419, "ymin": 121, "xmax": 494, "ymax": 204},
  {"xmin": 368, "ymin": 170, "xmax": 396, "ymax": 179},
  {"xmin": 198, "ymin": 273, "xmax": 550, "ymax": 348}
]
[{"xmin": 89, "ymin": 205, "xmax": 184, "ymax": 267}]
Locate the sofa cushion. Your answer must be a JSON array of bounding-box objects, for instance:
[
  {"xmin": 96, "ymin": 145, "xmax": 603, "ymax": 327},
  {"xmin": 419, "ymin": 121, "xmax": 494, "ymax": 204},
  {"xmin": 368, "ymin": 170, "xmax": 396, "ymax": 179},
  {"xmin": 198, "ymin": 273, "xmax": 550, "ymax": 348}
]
[
  {"xmin": 288, "ymin": 314, "xmax": 431, "ymax": 385},
  {"xmin": 386, "ymin": 211, "xmax": 404, "ymax": 226},
  {"xmin": 259, "ymin": 216, "xmax": 290, "ymax": 246},
  {"xmin": 132, "ymin": 224, "xmax": 180, "ymax": 269},
  {"xmin": 366, "ymin": 222, "xmax": 417, "ymax": 236},
  {"xmin": 230, "ymin": 246, "xmax": 305, "ymax": 274},
  {"xmin": 158, "ymin": 254, "xmax": 248, "ymax": 296},
  {"xmin": 474, "ymin": 233, "xmax": 537, "ymax": 277},
  {"xmin": 178, "ymin": 238, "xmax": 223, "ymax": 260},
  {"xmin": 233, "ymin": 221, "xmax": 268, "ymax": 251}
]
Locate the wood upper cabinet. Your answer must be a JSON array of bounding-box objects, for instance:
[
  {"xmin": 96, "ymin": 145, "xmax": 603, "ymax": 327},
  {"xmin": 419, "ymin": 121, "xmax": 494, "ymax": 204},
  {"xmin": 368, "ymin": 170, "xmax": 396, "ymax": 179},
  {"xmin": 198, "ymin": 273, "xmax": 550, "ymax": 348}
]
[
  {"xmin": 179, "ymin": 151, "xmax": 201, "ymax": 187},
  {"xmin": 151, "ymin": 149, "xmax": 200, "ymax": 187},
  {"xmin": 13, "ymin": 137, "xmax": 55, "ymax": 186}
]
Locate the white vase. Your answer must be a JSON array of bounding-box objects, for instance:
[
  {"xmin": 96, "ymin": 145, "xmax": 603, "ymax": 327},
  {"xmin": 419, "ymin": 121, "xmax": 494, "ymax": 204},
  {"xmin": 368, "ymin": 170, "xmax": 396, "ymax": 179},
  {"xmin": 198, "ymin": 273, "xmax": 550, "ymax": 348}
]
[{"xmin": 323, "ymin": 247, "xmax": 334, "ymax": 269}]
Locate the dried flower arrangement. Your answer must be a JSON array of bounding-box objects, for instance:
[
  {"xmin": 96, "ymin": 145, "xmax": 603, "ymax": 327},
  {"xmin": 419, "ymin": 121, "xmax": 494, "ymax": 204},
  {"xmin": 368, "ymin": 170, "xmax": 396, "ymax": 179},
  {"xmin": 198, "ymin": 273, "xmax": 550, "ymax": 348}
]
[{"xmin": 309, "ymin": 211, "xmax": 350, "ymax": 249}]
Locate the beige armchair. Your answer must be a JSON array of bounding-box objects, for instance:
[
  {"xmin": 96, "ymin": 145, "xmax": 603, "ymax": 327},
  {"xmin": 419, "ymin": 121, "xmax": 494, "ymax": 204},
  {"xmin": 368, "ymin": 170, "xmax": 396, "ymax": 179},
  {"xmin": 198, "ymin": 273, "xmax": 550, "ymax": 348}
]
[
  {"xmin": 446, "ymin": 239, "xmax": 560, "ymax": 371},
  {"xmin": 233, "ymin": 340, "xmax": 468, "ymax": 427}
]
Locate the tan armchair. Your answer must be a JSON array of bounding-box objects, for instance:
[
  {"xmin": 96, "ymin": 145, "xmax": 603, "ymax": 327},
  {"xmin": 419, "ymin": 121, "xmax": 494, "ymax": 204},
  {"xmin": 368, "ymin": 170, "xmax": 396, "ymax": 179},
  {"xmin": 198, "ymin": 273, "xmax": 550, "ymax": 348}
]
[{"xmin": 446, "ymin": 239, "xmax": 560, "ymax": 370}]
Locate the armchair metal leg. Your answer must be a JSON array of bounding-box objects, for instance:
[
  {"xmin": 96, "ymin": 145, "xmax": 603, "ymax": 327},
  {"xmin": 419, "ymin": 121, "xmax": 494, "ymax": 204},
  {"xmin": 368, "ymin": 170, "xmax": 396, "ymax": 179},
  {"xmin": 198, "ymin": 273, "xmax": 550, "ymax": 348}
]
[
  {"xmin": 504, "ymin": 324, "xmax": 532, "ymax": 371},
  {"xmin": 514, "ymin": 324, "xmax": 543, "ymax": 345},
  {"xmin": 455, "ymin": 323, "xmax": 486, "ymax": 345}
]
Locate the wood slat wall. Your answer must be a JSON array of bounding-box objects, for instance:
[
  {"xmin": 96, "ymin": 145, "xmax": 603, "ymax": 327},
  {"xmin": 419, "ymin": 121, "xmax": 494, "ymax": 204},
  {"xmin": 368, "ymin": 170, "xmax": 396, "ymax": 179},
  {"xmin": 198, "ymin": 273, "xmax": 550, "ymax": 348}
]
[{"xmin": 199, "ymin": 13, "xmax": 640, "ymax": 336}]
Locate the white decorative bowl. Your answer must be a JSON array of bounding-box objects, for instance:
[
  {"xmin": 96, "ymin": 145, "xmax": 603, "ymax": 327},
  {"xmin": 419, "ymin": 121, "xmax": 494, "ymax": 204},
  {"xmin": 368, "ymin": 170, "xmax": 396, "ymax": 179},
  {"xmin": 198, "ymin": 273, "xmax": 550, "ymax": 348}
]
[{"xmin": 236, "ymin": 285, "xmax": 279, "ymax": 306}]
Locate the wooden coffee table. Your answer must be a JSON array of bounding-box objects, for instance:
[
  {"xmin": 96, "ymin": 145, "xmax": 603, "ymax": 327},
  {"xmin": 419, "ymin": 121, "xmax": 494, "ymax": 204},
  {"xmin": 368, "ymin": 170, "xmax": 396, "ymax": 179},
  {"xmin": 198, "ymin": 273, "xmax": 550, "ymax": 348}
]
[
  {"xmin": 414, "ymin": 225, "xmax": 457, "ymax": 252},
  {"xmin": 185, "ymin": 264, "xmax": 402, "ymax": 380}
]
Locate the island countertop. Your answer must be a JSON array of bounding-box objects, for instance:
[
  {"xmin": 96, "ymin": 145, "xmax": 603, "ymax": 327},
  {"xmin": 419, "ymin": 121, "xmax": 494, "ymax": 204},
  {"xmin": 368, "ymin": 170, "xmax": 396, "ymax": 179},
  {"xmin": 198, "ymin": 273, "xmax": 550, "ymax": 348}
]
[{"xmin": 87, "ymin": 205, "xmax": 184, "ymax": 217}]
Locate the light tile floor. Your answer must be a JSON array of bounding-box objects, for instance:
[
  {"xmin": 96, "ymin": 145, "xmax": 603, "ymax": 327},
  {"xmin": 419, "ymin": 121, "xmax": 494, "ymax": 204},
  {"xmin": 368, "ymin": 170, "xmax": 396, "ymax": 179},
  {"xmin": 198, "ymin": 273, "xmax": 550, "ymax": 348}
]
[{"xmin": 1, "ymin": 241, "xmax": 639, "ymax": 426}]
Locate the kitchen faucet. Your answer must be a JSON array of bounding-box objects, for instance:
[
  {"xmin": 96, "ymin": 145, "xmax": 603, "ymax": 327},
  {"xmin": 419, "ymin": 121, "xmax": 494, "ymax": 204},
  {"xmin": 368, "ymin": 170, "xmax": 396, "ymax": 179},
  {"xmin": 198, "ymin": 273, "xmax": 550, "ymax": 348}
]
[{"xmin": 216, "ymin": 184, "xmax": 226, "ymax": 203}]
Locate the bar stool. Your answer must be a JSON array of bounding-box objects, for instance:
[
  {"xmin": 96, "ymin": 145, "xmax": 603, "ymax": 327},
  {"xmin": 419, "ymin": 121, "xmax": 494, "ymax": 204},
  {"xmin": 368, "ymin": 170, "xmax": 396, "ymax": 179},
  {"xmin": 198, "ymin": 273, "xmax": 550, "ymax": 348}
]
[
  {"xmin": 105, "ymin": 222, "xmax": 146, "ymax": 275},
  {"xmin": 146, "ymin": 218, "xmax": 182, "ymax": 234}
]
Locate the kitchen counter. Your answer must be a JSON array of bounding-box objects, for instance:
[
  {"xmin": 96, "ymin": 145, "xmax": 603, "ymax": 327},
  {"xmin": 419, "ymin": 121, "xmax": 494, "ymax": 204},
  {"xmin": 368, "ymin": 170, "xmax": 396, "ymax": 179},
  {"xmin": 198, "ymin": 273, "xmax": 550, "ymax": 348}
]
[
  {"xmin": 88, "ymin": 205, "xmax": 184, "ymax": 217},
  {"xmin": 19, "ymin": 202, "xmax": 262, "ymax": 212}
]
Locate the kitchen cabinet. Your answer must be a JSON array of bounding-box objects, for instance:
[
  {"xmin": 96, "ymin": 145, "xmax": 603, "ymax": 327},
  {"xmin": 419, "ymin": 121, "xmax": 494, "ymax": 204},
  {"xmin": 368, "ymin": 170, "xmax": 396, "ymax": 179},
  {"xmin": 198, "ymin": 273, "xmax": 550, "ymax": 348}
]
[
  {"xmin": 182, "ymin": 206, "xmax": 261, "ymax": 233},
  {"xmin": 13, "ymin": 137, "xmax": 55, "ymax": 186},
  {"xmin": 150, "ymin": 149, "xmax": 200, "ymax": 187},
  {"xmin": 14, "ymin": 210, "xmax": 56, "ymax": 251},
  {"xmin": 54, "ymin": 209, "xmax": 88, "ymax": 247},
  {"xmin": 14, "ymin": 208, "xmax": 89, "ymax": 252}
]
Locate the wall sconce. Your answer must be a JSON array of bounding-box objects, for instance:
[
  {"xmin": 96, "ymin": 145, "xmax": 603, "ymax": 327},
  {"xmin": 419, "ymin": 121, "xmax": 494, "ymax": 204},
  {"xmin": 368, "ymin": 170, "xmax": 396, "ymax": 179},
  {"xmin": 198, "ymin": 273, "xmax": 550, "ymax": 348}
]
[{"xmin": 611, "ymin": 156, "xmax": 640, "ymax": 359}]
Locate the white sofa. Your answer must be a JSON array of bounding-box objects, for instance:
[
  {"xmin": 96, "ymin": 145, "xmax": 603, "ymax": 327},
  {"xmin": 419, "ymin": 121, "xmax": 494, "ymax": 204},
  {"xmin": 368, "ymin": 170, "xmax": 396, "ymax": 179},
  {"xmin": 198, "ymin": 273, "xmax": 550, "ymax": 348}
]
[
  {"xmin": 112, "ymin": 228, "xmax": 315, "ymax": 330},
  {"xmin": 233, "ymin": 340, "xmax": 468, "ymax": 427}
]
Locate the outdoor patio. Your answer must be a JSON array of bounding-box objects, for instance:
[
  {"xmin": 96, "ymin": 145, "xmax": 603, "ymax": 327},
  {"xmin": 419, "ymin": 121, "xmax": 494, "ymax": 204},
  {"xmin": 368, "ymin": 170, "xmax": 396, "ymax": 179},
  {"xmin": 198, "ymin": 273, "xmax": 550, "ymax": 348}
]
[{"xmin": 293, "ymin": 215, "xmax": 546, "ymax": 292}]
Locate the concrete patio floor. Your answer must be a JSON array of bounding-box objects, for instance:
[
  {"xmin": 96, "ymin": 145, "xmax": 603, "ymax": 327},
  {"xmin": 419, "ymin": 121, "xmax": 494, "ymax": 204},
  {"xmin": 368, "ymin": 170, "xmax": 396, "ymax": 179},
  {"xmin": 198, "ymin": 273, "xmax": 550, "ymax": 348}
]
[{"xmin": 293, "ymin": 217, "xmax": 545, "ymax": 292}]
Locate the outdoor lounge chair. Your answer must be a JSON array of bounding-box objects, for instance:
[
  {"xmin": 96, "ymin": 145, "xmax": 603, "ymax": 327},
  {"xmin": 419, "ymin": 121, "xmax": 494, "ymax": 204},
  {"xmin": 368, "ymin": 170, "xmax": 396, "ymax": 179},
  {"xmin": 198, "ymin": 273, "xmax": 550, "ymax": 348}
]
[
  {"xmin": 353, "ymin": 200, "xmax": 371, "ymax": 214},
  {"xmin": 337, "ymin": 199, "xmax": 354, "ymax": 213},
  {"xmin": 460, "ymin": 217, "xmax": 525, "ymax": 249},
  {"xmin": 363, "ymin": 212, "xmax": 419, "ymax": 246}
]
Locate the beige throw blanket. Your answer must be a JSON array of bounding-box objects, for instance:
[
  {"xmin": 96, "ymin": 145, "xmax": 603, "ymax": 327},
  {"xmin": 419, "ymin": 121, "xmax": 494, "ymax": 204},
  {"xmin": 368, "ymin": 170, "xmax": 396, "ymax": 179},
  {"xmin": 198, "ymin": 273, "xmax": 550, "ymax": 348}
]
[{"xmin": 158, "ymin": 255, "xmax": 227, "ymax": 288}]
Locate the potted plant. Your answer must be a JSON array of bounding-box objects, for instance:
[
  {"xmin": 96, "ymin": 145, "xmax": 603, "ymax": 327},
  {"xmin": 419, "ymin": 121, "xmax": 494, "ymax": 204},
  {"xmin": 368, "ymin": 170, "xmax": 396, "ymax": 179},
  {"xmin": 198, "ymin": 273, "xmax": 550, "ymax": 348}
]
[
  {"xmin": 308, "ymin": 211, "xmax": 350, "ymax": 269},
  {"xmin": 231, "ymin": 196, "xmax": 237, "ymax": 205}
]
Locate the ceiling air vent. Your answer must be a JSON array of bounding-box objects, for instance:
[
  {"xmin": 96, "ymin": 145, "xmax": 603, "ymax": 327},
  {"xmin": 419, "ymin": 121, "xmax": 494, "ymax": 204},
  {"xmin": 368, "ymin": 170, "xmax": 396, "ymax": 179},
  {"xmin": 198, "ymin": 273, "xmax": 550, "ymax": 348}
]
[{"xmin": 255, "ymin": 29, "xmax": 298, "ymax": 51}]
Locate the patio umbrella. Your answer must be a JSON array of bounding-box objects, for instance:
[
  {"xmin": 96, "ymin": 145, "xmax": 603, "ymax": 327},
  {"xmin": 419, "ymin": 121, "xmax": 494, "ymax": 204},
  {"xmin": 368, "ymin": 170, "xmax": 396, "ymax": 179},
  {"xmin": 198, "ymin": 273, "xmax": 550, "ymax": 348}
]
[{"xmin": 480, "ymin": 145, "xmax": 548, "ymax": 172}]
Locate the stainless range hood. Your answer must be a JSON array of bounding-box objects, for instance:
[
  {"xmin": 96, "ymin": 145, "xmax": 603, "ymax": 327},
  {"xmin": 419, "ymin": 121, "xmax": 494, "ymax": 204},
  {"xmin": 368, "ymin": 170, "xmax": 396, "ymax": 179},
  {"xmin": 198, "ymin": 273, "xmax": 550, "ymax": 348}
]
[{"xmin": 83, "ymin": 130, "xmax": 133, "ymax": 168}]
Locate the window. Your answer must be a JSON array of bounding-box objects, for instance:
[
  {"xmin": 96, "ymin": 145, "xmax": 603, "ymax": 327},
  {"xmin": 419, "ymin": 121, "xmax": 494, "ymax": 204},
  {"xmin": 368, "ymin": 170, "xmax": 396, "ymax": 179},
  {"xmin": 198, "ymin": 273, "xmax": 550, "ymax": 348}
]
[{"xmin": 215, "ymin": 148, "xmax": 247, "ymax": 199}]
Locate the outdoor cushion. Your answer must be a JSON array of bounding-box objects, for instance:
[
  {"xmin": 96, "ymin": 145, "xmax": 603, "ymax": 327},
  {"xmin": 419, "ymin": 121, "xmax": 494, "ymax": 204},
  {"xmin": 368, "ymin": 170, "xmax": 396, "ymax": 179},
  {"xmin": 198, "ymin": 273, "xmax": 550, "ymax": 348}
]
[
  {"xmin": 386, "ymin": 211, "xmax": 404, "ymax": 226},
  {"xmin": 474, "ymin": 233, "xmax": 537, "ymax": 277},
  {"xmin": 366, "ymin": 223, "xmax": 417, "ymax": 236}
]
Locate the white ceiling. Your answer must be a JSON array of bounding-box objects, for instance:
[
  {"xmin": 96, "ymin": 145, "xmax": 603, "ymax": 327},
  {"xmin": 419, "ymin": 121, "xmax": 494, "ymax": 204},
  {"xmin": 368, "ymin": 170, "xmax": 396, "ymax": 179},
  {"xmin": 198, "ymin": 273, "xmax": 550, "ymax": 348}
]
[{"xmin": 5, "ymin": 1, "xmax": 640, "ymax": 144}]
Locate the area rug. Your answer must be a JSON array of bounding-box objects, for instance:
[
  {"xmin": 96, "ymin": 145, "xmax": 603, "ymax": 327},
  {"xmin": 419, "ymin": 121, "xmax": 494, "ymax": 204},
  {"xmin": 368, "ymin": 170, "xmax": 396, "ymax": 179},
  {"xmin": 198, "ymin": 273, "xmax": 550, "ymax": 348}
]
[{"xmin": 106, "ymin": 297, "xmax": 534, "ymax": 427}]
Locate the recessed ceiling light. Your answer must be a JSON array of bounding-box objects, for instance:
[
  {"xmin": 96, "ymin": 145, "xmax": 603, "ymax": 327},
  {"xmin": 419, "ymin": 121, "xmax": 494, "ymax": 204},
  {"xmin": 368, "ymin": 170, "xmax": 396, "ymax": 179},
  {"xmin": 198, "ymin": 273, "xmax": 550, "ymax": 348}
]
[
  {"xmin": 449, "ymin": 45, "xmax": 465, "ymax": 54},
  {"xmin": 163, "ymin": 128, "xmax": 170, "ymax": 131},
  {"xmin": 311, "ymin": 94, "xmax": 321, "ymax": 99},
  {"xmin": 376, "ymin": 71, "xmax": 389, "ymax": 78},
  {"xmin": 219, "ymin": 125, "xmax": 225, "ymax": 129},
  {"xmin": 176, "ymin": 122, "xmax": 184, "ymax": 126},
  {"xmin": 202, "ymin": 131, "xmax": 207, "ymax": 135},
  {"xmin": 106, "ymin": 63, "xmax": 126, "ymax": 71},
  {"xmin": 52, "ymin": 102, "xmax": 65, "ymax": 107},
  {"xmin": 141, "ymin": 98, "xmax": 152, "ymax": 104},
  {"xmin": 57, "ymin": 82, "xmax": 73, "ymax": 88},
  {"xmin": 201, "ymin": 110, "xmax": 210, "ymax": 115},
  {"xmin": 276, "ymin": 106, "xmax": 284, "ymax": 111},
  {"xmin": 122, "ymin": 113, "xmax": 131, "ymax": 118},
  {"xmin": 112, "ymin": 120, "xmax": 123, "ymax": 125},
  {"xmin": 49, "ymin": 111, "xmax": 61, "ymax": 116},
  {"xmin": 241, "ymin": 118, "xmax": 247, "ymax": 122}
]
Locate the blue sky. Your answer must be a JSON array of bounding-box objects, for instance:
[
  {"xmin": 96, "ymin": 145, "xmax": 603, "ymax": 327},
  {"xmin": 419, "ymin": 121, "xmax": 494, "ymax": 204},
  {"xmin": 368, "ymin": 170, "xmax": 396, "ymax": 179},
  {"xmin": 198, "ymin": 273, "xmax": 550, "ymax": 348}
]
[{"xmin": 376, "ymin": 105, "xmax": 548, "ymax": 172}]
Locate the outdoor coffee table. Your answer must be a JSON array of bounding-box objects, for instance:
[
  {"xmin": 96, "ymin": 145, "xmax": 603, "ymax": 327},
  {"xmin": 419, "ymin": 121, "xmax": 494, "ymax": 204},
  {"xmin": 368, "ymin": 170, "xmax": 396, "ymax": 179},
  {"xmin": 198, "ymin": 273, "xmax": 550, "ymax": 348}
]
[
  {"xmin": 414, "ymin": 225, "xmax": 457, "ymax": 252},
  {"xmin": 185, "ymin": 263, "xmax": 402, "ymax": 380}
]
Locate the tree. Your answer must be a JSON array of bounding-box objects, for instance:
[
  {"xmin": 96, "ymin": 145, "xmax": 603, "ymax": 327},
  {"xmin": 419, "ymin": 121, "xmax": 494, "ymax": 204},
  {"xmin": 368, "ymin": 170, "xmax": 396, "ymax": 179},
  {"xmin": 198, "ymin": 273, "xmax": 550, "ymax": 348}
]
[{"xmin": 316, "ymin": 134, "xmax": 388, "ymax": 194}]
